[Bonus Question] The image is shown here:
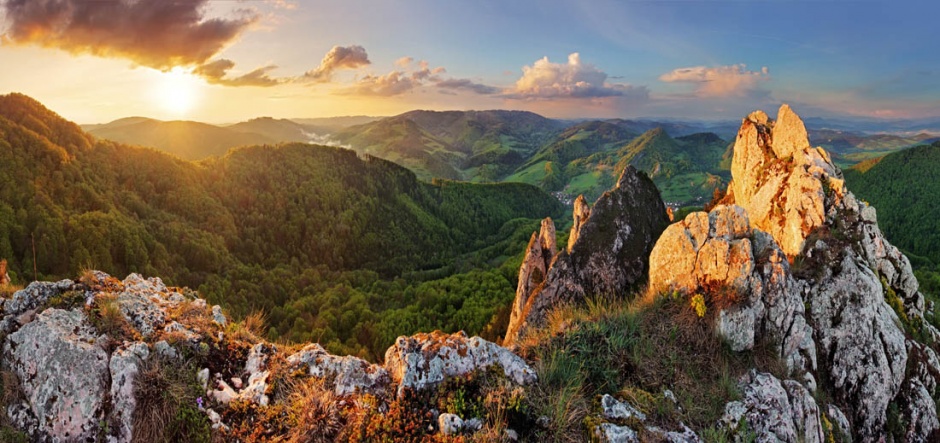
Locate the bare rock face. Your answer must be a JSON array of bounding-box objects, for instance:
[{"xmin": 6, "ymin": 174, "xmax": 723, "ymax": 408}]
[
  {"xmin": 729, "ymin": 104, "xmax": 844, "ymax": 258},
  {"xmin": 568, "ymin": 195, "xmax": 591, "ymax": 253},
  {"xmin": 4, "ymin": 308, "xmax": 110, "ymax": 442},
  {"xmin": 508, "ymin": 217, "xmax": 557, "ymax": 340},
  {"xmin": 110, "ymin": 342, "xmax": 150, "ymax": 443},
  {"xmin": 678, "ymin": 105, "xmax": 940, "ymax": 442},
  {"xmin": 0, "ymin": 278, "xmax": 76, "ymax": 333},
  {"xmin": 720, "ymin": 370, "xmax": 824, "ymax": 443},
  {"xmin": 385, "ymin": 331, "xmax": 536, "ymax": 397},
  {"xmin": 287, "ymin": 343, "xmax": 390, "ymax": 396},
  {"xmin": 648, "ymin": 205, "xmax": 816, "ymax": 375},
  {"xmin": 505, "ymin": 166, "xmax": 669, "ymax": 344}
]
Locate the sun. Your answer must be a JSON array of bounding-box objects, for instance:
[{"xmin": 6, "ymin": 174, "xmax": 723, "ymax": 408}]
[{"xmin": 152, "ymin": 67, "xmax": 201, "ymax": 117}]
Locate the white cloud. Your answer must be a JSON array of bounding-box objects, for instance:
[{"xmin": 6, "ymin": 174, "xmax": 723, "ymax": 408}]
[
  {"xmin": 505, "ymin": 53, "xmax": 640, "ymax": 100},
  {"xmin": 659, "ymin": 64, "xmax": 770, "ymax": 97}
]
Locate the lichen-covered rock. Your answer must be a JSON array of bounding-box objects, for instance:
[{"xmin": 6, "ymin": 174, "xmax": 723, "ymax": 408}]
[
  {"xmin": 109, "ymin": 342, "xmax": 150, "ymax": 442},
  {"xmin": 595, "ymin": 423, "xmax": 639, "ymax": 443},
  {"xmin": 714, "ymin": 105, "xmax": 938, "ymax": 441},
  {"xmin": 438, "ymin": 413, "xmax": 464, "ymax": 436},
  {"xmin": 648, "ymin": 205, "xmax": 816, "ymax": 375},
  {"xmin": 3, "ymin": 308, "xmax": 109, "ymax": 442},
  {"xmin": 385, "ymin": 331, "xmax": 536, "ymax": 397},
  {"xmin": 720, "ymin": 370, "xmax": 823, "ymax": 443},
  {"xmin": 601, "ymin": 394, "xmax": 646, "ymax": 422},
  {"xmin": 505, "ymin": 166, "xmax": 669, "ymax": 344},
  {"xmin": 116, "ymin": 274, "xmax": 170, "ymax": 338},
  {"xmin": 0, "ymin": 279, "xmax": 75, "ymax": 333},
  {"xmin": 805, "ymin": 253, "xmax": 907, "ymax": 438},
  {"xmin": 287, "ymin": 343, "xmax": 390, "ymax": 396}
]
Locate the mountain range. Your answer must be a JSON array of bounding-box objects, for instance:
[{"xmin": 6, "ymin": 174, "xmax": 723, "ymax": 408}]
[{"xmin": 81, "ymin": 109, "xmax": 937, "ymax": 208}]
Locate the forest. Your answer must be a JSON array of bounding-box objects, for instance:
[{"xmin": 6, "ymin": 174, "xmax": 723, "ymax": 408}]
[
  {"xmin": 0, "ymin": 93, "xmax": 563, "ymax": 360},
  {"xmin": 843, "ymin": 141, "xmax": 940, "ymax": 297}
]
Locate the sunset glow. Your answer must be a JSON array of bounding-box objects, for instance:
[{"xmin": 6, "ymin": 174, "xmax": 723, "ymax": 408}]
[
  {"xmin": 0, "ymin": 1, "xmax": 937, "ymax": 123},
  {"xmin": 152, "ymin": 67, "xmax": 202, "ymax": 117}
]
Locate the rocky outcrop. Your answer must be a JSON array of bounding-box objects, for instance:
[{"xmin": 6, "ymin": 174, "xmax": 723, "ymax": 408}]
[
  {"xmin": 508, "ymin": 217, "xmax": 557, "ymax": 341},
  {"xmin": 4, "ymin": 308, "xmax": 110, "ymax": 442},
  {"xmin": 385, "ymin": 331, "xmax": 536, "ymax": 397},
  {"xmin": 568, "ymin": 195, "xmax": 591, "ymax": 252},
  {"xmin": 109, "ymin": 342, "xmax": 150, "ymax": 442},
  {"xmin": 652, "ymin": 104, "xmax": 940, "ymax": 442},
  {"xmin": 648, "ymin": 205, "xmax": 816, "ymax": 377},
  {"xmin": 728, "ymin": 104, "xmax": 844, "ymax": 258},
  {"xmin": 505, "ymin": 166, "xmax": 669, "ymax": 344},
  {"xmin": 720, "ymin": 370, "xmax": 824, "ymax": 443},
  {"xmin": 287, "ymin": 343, "xmax": 390, "ymax": 396}
]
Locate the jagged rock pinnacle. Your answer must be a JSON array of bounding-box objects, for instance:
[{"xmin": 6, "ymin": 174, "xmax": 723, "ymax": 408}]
[{"xmin": 504, "ymin": 166, "xmax": 669, "ymax": 345}]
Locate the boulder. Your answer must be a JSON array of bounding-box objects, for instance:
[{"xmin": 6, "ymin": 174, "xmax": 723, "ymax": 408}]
[
  {"xmin": 385, "ymin": 331, "xmax": 536, "ymax": 397},
  {"xmin": 648, "ymin": 205, "xmax": 816, "ymax": 375},
  {"xmin": 287, "ymin": 343, "xmax": 390, "ymax": 396},
  {"xmin": 109, "ymin": 342, "xmax": 150, "ymax": 442},
  {"xmin": 0, "ymin": 279, "xmax": 75, "ymax": 333},
  {"xmin": 720, "ymin": 370, "xmax": 823, "ymax": 443},
  {"xmin": 3, "ymin": 308, "xmax": 109, "ymax": 441},
  {"xmin": 595, "ymin": 423, "xmax": 639, "ymax": 443},
  {"xmin": 438, "ymin": 413, "xmax": 464, "ymax": 436},
  {"xmin": 505, "ymin": 166, "xmax": 669, "ymax": 344},
  {"xmin": 601, "ymin": 394, "xmax": 646, "ymax": 422}
]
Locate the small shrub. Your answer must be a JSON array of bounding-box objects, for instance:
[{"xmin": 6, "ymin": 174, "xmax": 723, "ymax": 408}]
[
  {"xmin": 88, "ymin": 293, "xmax": 136, "ymax": 342},
  {"xmin": 286, "ymin": 379, "xmax": 342, "ymax": 443},
  {"xmin": 691, "ymin": 294, "xmax": 707, "ymax": 318}
]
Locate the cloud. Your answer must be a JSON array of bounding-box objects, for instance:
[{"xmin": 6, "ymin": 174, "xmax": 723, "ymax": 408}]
[
  {"xmin": 395, "ymin": 56, "xmax": 414, "ymax": 68},
  {"xmin": 0, "ymin": 0, "xmax": 258, "ymax": 70},
  {"xmin": 505, "ymin": 53, "xmax": 632, "ymax": 99},
  {"xmin": 194, "ymin": 59, "xmax": 281, "ymax": 87},
  {"xmin": 435, "ymin": 78, "xmax": 500, "ymax": 95},
  {"xmin": 304, "ymin": 45, "xmax": 371, "ymax": 82},
  {"xmin": 341, "ymin": 71, "xmax": 421, "ymax": 96},
  {"xmin": 659, "ymin": 64, "xmax": 770, "ymax": 97}
]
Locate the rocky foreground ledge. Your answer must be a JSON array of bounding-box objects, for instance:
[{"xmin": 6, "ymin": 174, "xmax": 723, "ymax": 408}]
[{"xmin": 0, "ymin": 272, "xmax": 535, "ymax": 442}]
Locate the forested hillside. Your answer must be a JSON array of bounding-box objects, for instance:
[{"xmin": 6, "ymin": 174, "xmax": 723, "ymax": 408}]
[
  {"xmin": 844, "ymin": 141, "xmax": 940, "ymax": 295},
  {"xmin": 0, "ymin": 93, "xmax": 563, "ymax": 359}
]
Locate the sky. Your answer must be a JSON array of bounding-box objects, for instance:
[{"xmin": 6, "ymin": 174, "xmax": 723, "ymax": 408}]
[{"xmin": 0, "ymin": 0, "xmax": 938, "ymax": 124}]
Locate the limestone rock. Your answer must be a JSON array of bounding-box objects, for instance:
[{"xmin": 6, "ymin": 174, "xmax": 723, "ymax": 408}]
[
  {"xmin": 728, "ymin": 104, "xmax": 843, "ymax": 257},
  {"xmin": 806, "ymin": 253, "xmax": 907, "ymax": 438},
  {"xmin": 385, "ymin": 331, "xmax": 536, "ymax": 397},
  {"xmin": 3, "ymin": 308, "xmax": 109, "ymax": 441},
  {"xmin": 648, "ymin": 205, "xmax": 816, "ymax": 374},
  {"xmin": 211, "ymin": 305, "xmax": 227, "ymax": 326},
  {"xmin": 287, "ymin": 343, "xmax": 390, "ymax": 396},
  {"xmin": 505, "ymin": 166, "xmax": 669, "ymax": 344},
  {"xmin": 109, "ymin": 342, "xmax": 150, "ymax": 443},
  {"xmin": 438, "ymin": 413, "xmax": 463, "ymax": 436},
  {"xmin": 720, "ymin": 370, "xmax": 823, "ymax": 443},
  {"xmin": 601, "ymin": 394, "xmax": 646, "ymax": 422},
  {"xmin": 507, "ymin": 217, "xmax": 557, "ymax": 344},
  {"xmin": 0, "ymin": 279, "xmax": 75, "ymax": 333},
  {"xmin": 568, "ymin": 195, "xmax": 591, "ymax": 252},
  {"xmin": 595, "ymin": 423, "xmax": 639, "ymax": 443},
  {"xmin": 116, "ymin": 274, "xmax": 170, "ymax": 338}
]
